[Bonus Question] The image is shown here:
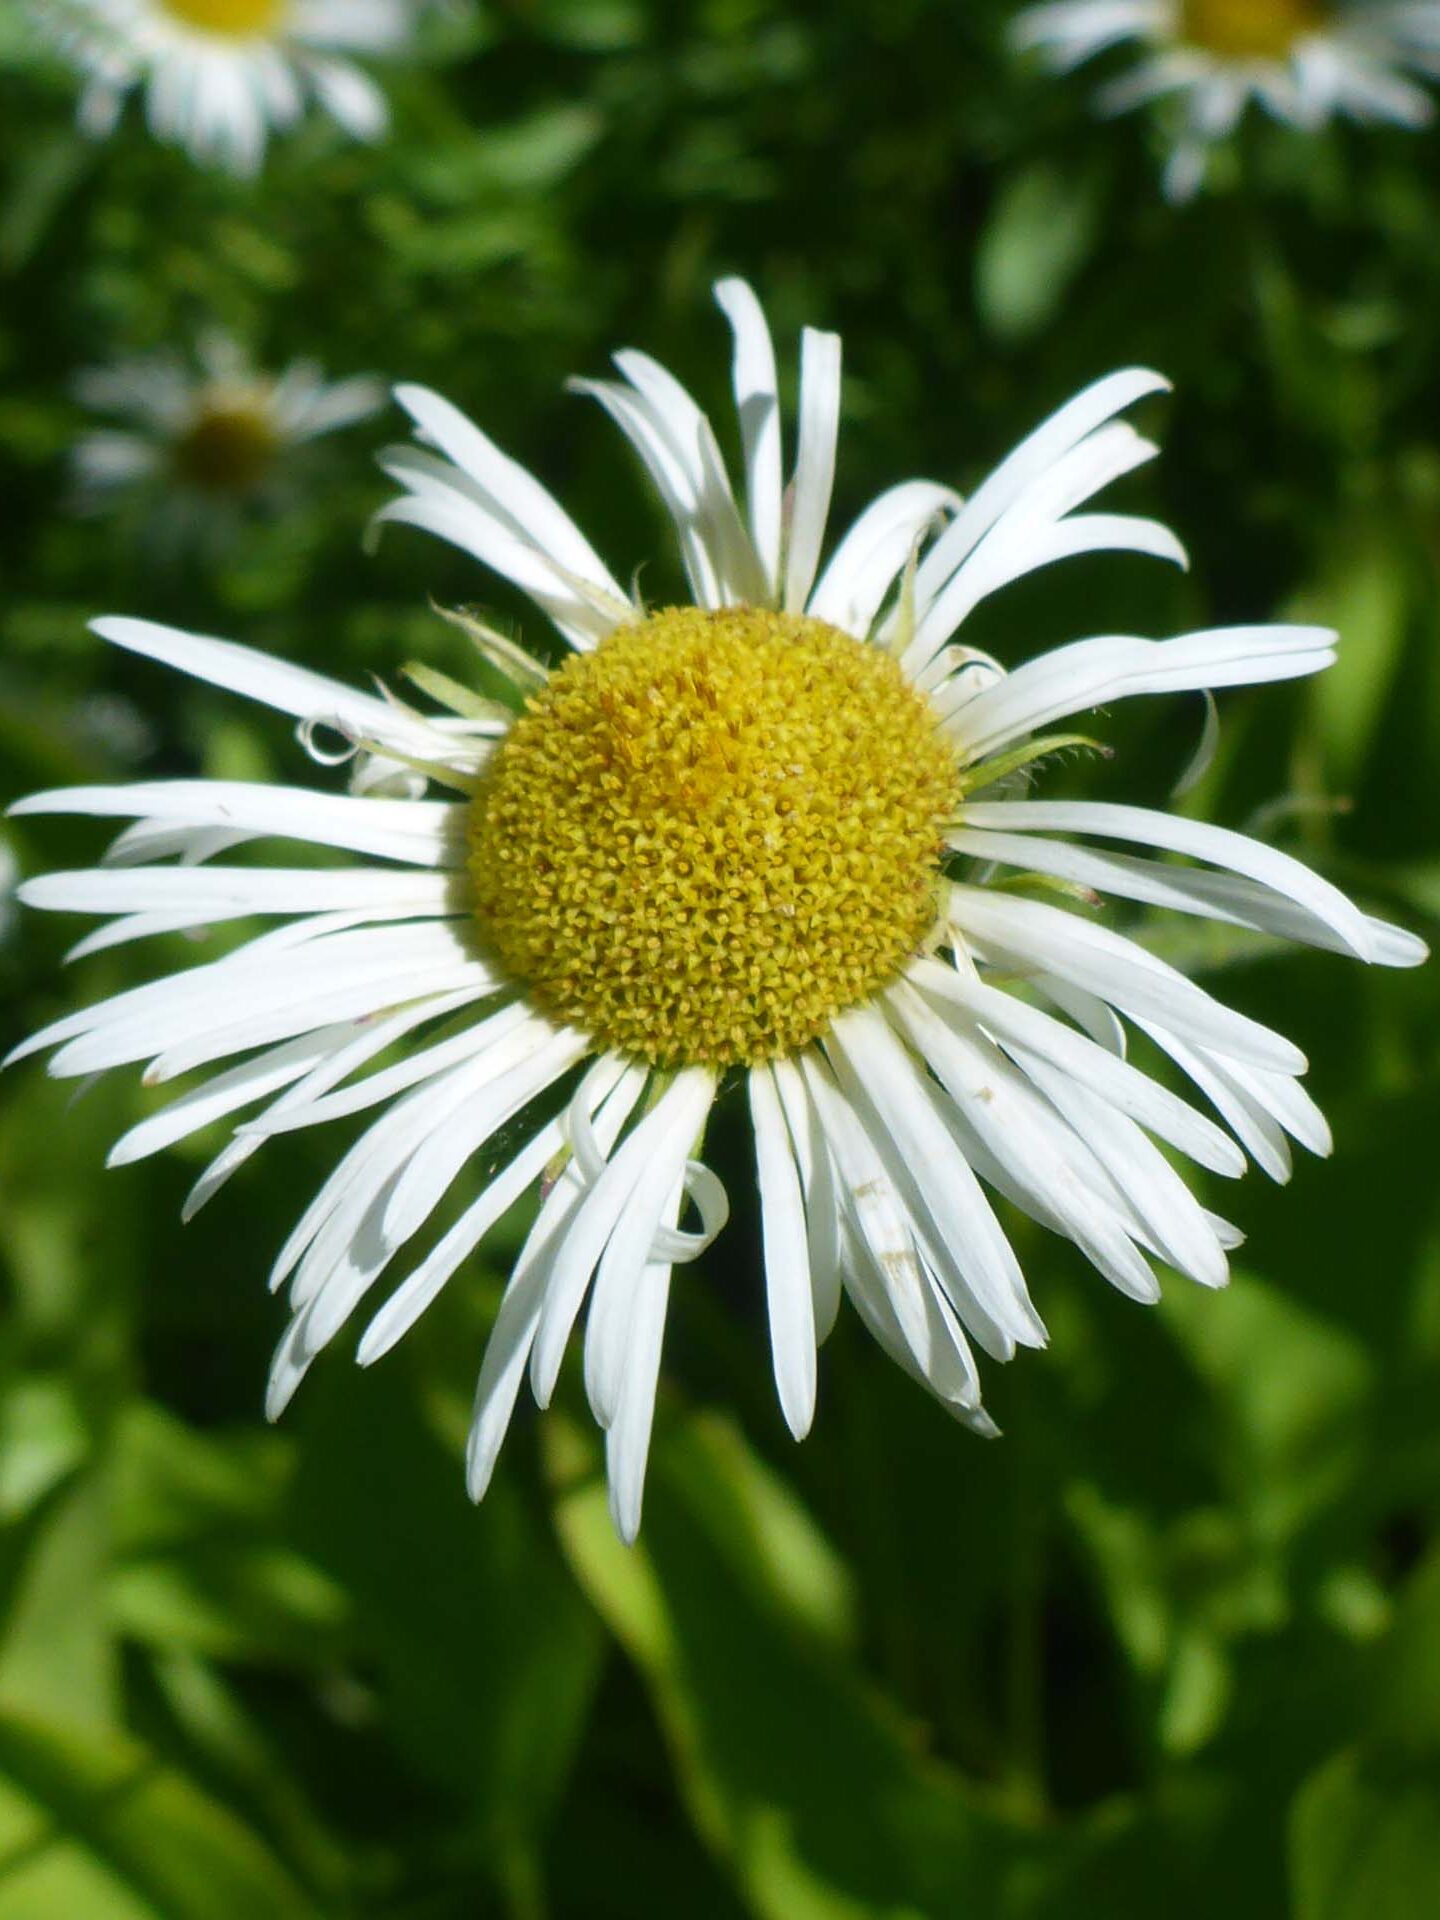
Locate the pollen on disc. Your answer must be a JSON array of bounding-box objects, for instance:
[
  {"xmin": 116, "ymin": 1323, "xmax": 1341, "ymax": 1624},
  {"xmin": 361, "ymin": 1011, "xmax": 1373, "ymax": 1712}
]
[{"xmin": 468, "ymin": 605, "xmax": 960, "ymax": 1070}]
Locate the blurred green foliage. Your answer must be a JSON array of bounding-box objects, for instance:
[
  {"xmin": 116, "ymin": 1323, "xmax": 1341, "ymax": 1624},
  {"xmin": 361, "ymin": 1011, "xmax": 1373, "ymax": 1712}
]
[{"xmin": 2, "ymin": 1, "xmax": 1439, "ymax": 1914}]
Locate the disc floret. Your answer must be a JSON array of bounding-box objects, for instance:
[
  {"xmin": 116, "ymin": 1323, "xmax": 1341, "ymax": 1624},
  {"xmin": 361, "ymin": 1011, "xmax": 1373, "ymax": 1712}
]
[{"xmin": 469, "ymin": 607, "xmax": 960, "ymax": 1068}]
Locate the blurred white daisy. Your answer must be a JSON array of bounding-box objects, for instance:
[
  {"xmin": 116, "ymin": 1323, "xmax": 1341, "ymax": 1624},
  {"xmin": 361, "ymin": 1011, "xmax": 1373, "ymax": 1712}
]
[
  {"xmin": 9, "ymin": 281, "xmax": 1425, "ymax": 1539},
  {"xmin": 72, "ymin": 333, "xmax": 385, "ymax": 547},
  {"xmin": 1013, "ymin": 1, "xmax": 1440, "ymax": 198},
  {"xmin": 31, "ymin": 0, "xmax": 409, "ymax": 174}
]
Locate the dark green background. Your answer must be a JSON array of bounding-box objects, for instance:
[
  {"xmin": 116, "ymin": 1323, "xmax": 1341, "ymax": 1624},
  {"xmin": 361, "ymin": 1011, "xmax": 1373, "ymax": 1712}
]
[{"xmin": 2, "ymin": 2, "xmax": 1438, "ymax": 1914}]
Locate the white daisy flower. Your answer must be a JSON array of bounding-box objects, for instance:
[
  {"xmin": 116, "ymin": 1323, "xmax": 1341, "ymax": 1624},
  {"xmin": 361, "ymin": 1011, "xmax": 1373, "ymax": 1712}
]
[
  {"xmin": 9, "ymin": 281, "xmax": 1425, "ymax": 1540},
  {"xmin": 72, "ymin": 332, "xmax": 385, "ymax": 545},
  {"xmin": 1013, "ymin": 1, "xmax": 1440, "ymax": 199},
  {"xmin": 30, "ymin": 0, "xmax": 408, "ymax": 175}
]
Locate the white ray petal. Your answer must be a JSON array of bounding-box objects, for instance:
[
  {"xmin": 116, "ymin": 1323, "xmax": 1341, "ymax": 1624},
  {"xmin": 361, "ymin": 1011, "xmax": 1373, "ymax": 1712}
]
[
  {"xmin": 21, "ymin": 866, "xmax": 459, "ymax": 924},
  {"xmin": 748, "ymin": 1064, "xmax": 818, "ymax": 1439},
  {"xmin": 570, "ymin": 377, "xmax": 723, "ymax": 608},
  {"xmin": 582, "ymin": 1072, "xmax": 718, "ymax": 1428},
  {"xmin": 464, "ymin": 1061, "xmax": 645, "ymax": 1498},
  {"xmin": 240, "ymin": 996, "xmax": 528, "ymax": 1137},
  {"xmin": 954, "ymin": 798, "xmax": 1376, "ymax": 960},
  {"xmin": 108, "ymin": 1024, "xmax": 351, "ymax": 1168},
  {"xmin": 808, "ymin": 481, "xmax": 960, "ymax": 638},
  {"xmin": 358, "ymin": 1113, "xmax": 568, "ymax": 1367},
  {"xmin": 1016, "ymin": 1049, "xmax": 1229, "ymax": 1289},
  {"xmin": 784, "ymin": 327, "xmax": 842, "ymax": 614},
  {"xmin": 825, "ymin": 1006, "xmax": 1046, "ymax": 1353},
  {"xmin": 530, "ymin": 1068, "xmax": 715, "ymax": 1408},
  {"xmin": 89, "ymin": 618, "xmax": 442, "ymax": 756},
  {"xmin": 378, "ymin": 1027, "xmax": 587, "ymax": 1250},
  {"xmin": 610, "ymin": 348, "xmax": 767, "ymax": 606},
  {"xmin": 941, "ymin": 626, "xmax": 1337, "ymax": 761},
  {"xmin": 771, "ymin": 1054, "xmax": 844, "ymax": 1343},
  {"xmin": 951, "ymin": 883, "xmax": 1308, "ymax": 1073},
  {"xmin": 887, "ymin": 987, "xmax": 1160, "ymax": 1302},
  {"xmin": 605, "ymin": 1212, "xmax": 679, "ymax": 1544},
  {"xmin": 10, "ymin": 782, "xmax": 464, "ymax": 868},
  {"xmin": 394, "ymin": 384, "xmax": 625, "ymax": 604},
  {"xmin": 909, "ymin": 956, "xmax": 1243, "ymax": 1174},
  {"xmin": 894, "ymin": 369, "xmax": 1171, "ymax": 635},
  {"xmin": 714, "ymin": 276, "xmax": 783, "ymax": 597}
]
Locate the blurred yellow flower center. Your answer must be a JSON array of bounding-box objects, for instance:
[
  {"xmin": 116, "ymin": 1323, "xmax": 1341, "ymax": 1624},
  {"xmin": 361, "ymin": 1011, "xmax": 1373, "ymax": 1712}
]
[
  {"xmin": 172, "ymin": 401, "xmax": 279, "ymax": 495},
  {"xmin": 1179, "ymin": 0, "xmax": 1324, "ymax": 57},
  {"xmin": 161, "ymin": 0, "xmax": 282, "ymax": 32},
  {"xmin": 469, "ymin": 606, "xmax": 959, "ymax": 1069}
]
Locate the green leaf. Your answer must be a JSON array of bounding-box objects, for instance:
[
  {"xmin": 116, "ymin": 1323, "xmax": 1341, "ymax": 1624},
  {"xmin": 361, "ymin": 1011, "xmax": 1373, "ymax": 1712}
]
[
  {"xmin": 0, "ymin": 1470, "xmax": 119, "ymax": 1734},
  {"xmin": 1291, "ymin": 1747, "xmax": 1440, "ymax": 1920},
  {"xmin": 108, "ymin": 1405, "xmax": 348, "ymax": 1668},
  {"xmin": 290, "ymin": 1363, "xmax": 604, "ymax": 1869},
  {"xmin": 550, "ymin": 1408, "xmax": 1048, "ymax": 1919},
  {"xmin": 0, "ymin": 1380, "xmax": 88, "ymax": 1523},
  {"xmin": 975, "ymin": 164, "xmax": 1102, "ymax": 343},
  {"xmin": 1161, "ymin": 1271, "xmax": 1373, "ymax": 1551},
  {"xmin": 1291, "ymin": 1550, "xmax": 1440, "ymax": 1915},
  {"xmin": 0, "ymin": 1707, "xmax": 321, "ymax": 1919},
  {"xmin": 1370, "ymin": 1549, "xmax": 1440, "ymax": 1758},
  {"xmin": 1291, "ymin": 530, "xmax": 1412, "ymax": 782}
]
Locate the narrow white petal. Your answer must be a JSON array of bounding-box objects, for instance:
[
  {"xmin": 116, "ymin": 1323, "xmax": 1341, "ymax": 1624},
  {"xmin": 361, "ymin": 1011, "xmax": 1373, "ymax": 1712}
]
[
  {"xmin": 605, "ymin": 1242, "xmax": 676, "ymax": 1545},
  {"xmin": 10, "ymin": 782, "xmax": 464, "ymax": 869},
  {"xmin": 897, "ymin": 369, "xmax": 1171, "ymax": 637},
  {"xmin": 888, "ymin": 987, "xmax": 1161, "ymax": 1302},
  {"xmin": 951, "ymin": 883, "xmax": 1308, "ymax": 1074},
  {"xmin": 308, "ymin": 58, "xmax": 387, "ymax": 140},
  {"xmin": 530, "ymin": 1068, "xmax": 713, "ymax": 1407},
  {"xmin": 748, "ymin": 1065, "xmax": 818, "ymax": 1439},
  {"xmin": 394, "ymin": 385, "xmax": 623, "ymax": 601},
  {"xmin": 610, "ymin": 348, "xmax": 767, "ymax": 606},
  {"xmin": 460, "ymin": 1063, "xmax": 648, "ymax": 1481},
  {"xmin": 942, "ymin": 626, "xmax": 1337, "ymax": 762},
  {"xmin": 108, "ymin": 1025, "xmax": 348, "ymax": 1168},
  {"xmin": 825, "ymin": 1006, "xmax": 1046, "ymax": 1353},
  {"xmin": 783, "ymin": 328, "xmax": 842, "ymax": 614},
  {"xmin": 358, "ymin": 1115, "xmax": 567, "ymax": 1367},
  {"xmin": 714, "ymin": 277, "xmax": 783, "ymax": 598},
  {"xmin": 379, "ymin": 1027, "xmax": 587, "ymax": 1249},
  {"xmin": 807, "ymin": 481, "xmax": 960, "ymax": 638},
  {"xmin": 1138, "ymin": 1025, "xmax": 1295, "ymax": 1183},
  {"xmin": 91, "ymin": 617, "xmax": 406, "ymax": 738},
  {"xmin": 571, "ymin": 377, "xmax": 723, "ymax": 608},
  {"xmin": 771, "ymin": 1054, "xmax": 844, "ymax": 1343},
  {"xmin": 909, "ymin": 956, "xmax": 1243, "ymax": 1174},
  {"xmin": 21, "ymin": 866, "xmax": 459, "ymax": 924},
  {"xmin": 955, "ymin": 798, "xmax": 1376, "ymax": 961},
  {"xmin": 182, "ymin": 987, "xmax": 489, "ymax": 1219},
  {"xmin": 582, "ymin": 1073, "xmax": 718, "ymax": 1427},
  {"xmin": 912, "ymin": 513, "xmax": 1186, "ymax": 661},
  {"xmin": 1017, "ymin": 1050, "xmax": 1229, "ymax": 1289},
  {"xmin": 242, "ymin": 996, "xmax": 529, "ymax": 1137}
]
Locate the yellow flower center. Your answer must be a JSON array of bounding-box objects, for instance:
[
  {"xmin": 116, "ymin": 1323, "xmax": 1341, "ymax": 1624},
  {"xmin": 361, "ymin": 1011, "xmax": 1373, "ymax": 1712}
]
[
  {"xmin": 171, "ymin": 401, "xmax": 279, "ymax": 495},
  {"xmin": 160, "ymin": 0, "xmax": 283, "ymax": 36},
  {"xmin": 1179, "ymin": 0, "xmax": 1325, "ymax": 58},
  {"xmin": 469, "ymin": 606, "xmax": 959, "ymax": 1069}
]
